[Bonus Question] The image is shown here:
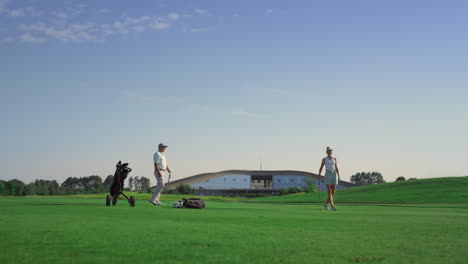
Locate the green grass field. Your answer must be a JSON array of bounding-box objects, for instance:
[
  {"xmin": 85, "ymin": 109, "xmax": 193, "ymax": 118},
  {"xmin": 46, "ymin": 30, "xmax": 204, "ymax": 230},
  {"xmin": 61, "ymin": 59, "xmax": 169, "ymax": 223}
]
[
  {"xmin": 252, "ymin": 177, "xmax": 468, "ymax": 203},
  {"xmin": 1, "ymin": 195, "xmax": 467, "ymax": 263},
  {"xmin": 45, "ymin": 192, "xmax": 244, "ymax": 202},
  {"xmin": 55, "ymin": 177, "xmax": 468, "ymax": 204}
]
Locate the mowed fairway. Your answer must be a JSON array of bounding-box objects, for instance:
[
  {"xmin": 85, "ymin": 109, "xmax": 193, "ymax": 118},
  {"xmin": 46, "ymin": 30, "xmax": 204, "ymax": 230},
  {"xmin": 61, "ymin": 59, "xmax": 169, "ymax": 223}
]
[{"xmin": 1, "ymin": 197, "xmax": 467, "ymax": 264}]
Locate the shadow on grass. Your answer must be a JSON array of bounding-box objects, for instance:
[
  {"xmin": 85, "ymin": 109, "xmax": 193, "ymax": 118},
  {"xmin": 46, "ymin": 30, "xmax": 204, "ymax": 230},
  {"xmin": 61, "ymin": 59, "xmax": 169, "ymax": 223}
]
[
  {"xmin": 24, "ymin": 203, "xmax": 104, "ymax": 207},
  {"xmin": 375, "ymin": 204, "xmax": 468, "ymax": 210}
]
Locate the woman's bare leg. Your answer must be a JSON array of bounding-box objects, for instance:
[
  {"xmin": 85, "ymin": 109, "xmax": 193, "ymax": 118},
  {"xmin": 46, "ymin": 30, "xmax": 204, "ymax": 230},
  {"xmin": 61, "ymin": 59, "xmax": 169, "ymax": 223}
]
[
  {"xmin": 326, "ymin": 184, "xmax": 332, "ymax": 204},
  {"xmin": 330, "ymin": 185, "xmax": 336, "ymax": 207}
]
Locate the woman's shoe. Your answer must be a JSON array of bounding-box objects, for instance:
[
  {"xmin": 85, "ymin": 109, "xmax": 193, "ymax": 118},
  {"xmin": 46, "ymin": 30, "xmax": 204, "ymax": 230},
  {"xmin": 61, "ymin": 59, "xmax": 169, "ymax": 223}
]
[
  {"xmin": 323, "ymin": 204, "xmax": 329, "ymax": 210},
  {"xmin": 331, "ymin": 206, "xmax": 337, "ymax": 211}
]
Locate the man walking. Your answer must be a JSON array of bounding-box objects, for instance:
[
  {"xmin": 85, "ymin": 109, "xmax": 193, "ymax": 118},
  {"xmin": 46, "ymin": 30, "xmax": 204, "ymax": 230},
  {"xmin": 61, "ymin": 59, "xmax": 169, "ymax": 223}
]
[{"xmin": 149, "ymin": 143, "xmax": 171, "ymax": 206}]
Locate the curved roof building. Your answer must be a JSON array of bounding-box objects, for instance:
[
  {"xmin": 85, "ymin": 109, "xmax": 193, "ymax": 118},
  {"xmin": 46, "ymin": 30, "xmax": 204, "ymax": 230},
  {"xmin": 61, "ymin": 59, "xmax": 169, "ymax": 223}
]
[{"xmin": 167, "ymin": 170, "xmax": 354, "ymax": 195}]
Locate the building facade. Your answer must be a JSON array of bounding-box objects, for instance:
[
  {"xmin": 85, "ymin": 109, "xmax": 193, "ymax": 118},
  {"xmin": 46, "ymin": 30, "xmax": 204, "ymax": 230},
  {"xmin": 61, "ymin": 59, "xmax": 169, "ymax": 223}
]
[{"xmin": 167, "ymin": 170, "xmax": 354, "ymax": 195}]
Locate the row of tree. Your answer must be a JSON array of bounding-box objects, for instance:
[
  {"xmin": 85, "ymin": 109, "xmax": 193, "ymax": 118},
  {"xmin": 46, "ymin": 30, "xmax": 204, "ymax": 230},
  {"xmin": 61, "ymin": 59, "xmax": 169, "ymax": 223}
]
[
  {"xmin": 349, "ymin": 172, "xmax": 386, "ymax": 185},
  {"xmin": 395, "ymin": 176, "xmax": 417, "ymax": 182},
  {"xmin": 0, "ymin": 175, "xmax": 151, "ymax": 196},
  {"xmin": 2, "ymin": 171, "xmax": 393, "ymax": 196},
  {"xmin": 350, "ymin": 173, "xmax": 416, "ymax": 184}
]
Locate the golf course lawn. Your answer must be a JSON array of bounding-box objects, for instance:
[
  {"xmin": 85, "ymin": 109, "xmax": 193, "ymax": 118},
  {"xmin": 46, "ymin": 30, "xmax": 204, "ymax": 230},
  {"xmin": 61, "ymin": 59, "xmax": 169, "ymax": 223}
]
[
  {"xmin": 252, "ymin": 177, "xmax": 468, "ymax": 204},
  {"xmin": 1, "ymin": 197, "xmax": 467, "ymax": 264}
]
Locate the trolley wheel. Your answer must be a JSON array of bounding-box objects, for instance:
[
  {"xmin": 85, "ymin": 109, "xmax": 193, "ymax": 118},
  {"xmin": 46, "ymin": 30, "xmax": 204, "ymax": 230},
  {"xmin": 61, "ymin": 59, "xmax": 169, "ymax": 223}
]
[
  {"xmin": 129, "ymin": 196, "xmax": 135, "ymax": 207},
  {"xmin": 106, "ymin": 195, "xmax": 111, "ymax": 206}
]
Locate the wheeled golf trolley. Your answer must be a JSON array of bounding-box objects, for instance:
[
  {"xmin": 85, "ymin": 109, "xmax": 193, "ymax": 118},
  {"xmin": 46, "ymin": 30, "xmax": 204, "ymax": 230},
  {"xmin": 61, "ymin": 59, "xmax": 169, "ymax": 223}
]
[{"xmin": 106, "ymin": 161, "xmax": 135, "ymax": 207}]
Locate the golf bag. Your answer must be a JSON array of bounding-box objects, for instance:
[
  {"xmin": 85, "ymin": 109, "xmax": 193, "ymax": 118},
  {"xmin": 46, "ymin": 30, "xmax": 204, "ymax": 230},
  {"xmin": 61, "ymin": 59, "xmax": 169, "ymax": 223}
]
[
  {"xmin": 106, "ymin": 161, "xmax": 136, "ymax": 207},
  {"xmin": 173, "ymin": 198, "xmax": 206, "ymax": 209}
]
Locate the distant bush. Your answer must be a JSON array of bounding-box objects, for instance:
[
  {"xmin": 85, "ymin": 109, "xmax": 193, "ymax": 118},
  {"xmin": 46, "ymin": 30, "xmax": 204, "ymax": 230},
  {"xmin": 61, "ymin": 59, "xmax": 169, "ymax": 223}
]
[
  {"xmin": 303, "ymin": 178, "xmax": 317, "ymax": 193},
  {"xmin": 176, "ymin": 184, "xmax": 196, "ymax": 195},
  {"xmin": 395, "ymin": 176, "xmax": 406, "ymax": 182},
  {"xmin": 278, "ymin": 187, "xmax": 302, "ymax": 196},
  {"xmin": 288, "ymin": 187, "xmax": 302, "ymax": 194},
  {"xmin": 242, "ymin": 193, "xmax": 270, "ymax": 198},
  {"xmin": 163, "ymin": 188, "xmax": 176, "ymax": 194}
]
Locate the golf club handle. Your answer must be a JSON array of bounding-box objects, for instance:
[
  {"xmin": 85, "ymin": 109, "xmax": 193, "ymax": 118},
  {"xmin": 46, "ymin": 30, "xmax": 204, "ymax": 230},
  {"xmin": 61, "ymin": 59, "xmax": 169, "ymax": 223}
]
[{"xmin": 166, "ymin": 174, "xmax": 171, "ymax": 185}]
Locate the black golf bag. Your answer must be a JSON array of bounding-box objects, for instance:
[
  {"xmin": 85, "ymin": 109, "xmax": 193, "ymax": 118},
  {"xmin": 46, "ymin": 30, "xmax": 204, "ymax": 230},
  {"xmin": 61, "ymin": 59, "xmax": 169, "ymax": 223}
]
[
  {"xmin": 106, "ymin": 161, "xmax": 135, "ymax": 207},
  {"xmin": 173, "ymin": 198, "xmax": 206, "ymax": 209}
]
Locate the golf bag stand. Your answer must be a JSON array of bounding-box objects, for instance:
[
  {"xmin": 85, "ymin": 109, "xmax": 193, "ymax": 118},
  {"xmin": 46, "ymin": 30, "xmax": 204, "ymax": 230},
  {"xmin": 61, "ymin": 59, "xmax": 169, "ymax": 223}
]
[{"xmin": 106, "ymin": 161, "xmax": 136, "ymax": 207}]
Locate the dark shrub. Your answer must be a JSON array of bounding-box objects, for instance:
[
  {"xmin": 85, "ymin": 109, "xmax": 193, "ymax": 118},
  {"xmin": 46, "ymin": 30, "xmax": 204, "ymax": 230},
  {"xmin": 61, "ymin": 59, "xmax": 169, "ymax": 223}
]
[
  {"xmin": 287, "ymin": 187, "xmax": 302, "ymax": 194},
  {"xmin": 176, "ymin": 184, "xmax": 195, "ymax": 195}
]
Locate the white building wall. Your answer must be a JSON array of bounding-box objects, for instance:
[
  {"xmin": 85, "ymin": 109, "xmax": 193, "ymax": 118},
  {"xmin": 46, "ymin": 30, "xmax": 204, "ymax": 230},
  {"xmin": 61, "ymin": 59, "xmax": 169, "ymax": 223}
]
[
  {"xmin": 273, "ymin": 175, "xmax": 309, "ymax": 189},
  {"xmin": 191, "ymin": 175, "xmax": 251, "ymax": 190}
]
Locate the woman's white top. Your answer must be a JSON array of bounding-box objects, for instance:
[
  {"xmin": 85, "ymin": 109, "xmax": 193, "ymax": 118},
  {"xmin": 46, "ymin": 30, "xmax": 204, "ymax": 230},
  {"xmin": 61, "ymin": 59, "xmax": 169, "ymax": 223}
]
[{"xmin": 324, "ymin": 156, "xmax": 336, "ymax": 172}]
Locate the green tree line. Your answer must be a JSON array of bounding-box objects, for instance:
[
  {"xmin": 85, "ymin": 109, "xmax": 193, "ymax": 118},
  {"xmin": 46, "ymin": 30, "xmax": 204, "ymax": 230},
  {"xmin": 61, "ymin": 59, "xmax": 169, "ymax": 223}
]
[{"xmin": 0, "ymin": 175, "xmax": 151, "ymax": 196}]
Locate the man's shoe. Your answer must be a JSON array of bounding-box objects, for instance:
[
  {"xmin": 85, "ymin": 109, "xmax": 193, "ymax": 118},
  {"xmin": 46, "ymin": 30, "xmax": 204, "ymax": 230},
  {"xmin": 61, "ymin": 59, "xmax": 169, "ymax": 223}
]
[
  {"xmin": 331, "ymin": 206, "xmax": 337, "ymax": 211},
  {"xmin": 323, "ymin": 204, "xmax": 329, "ymax": 210},
  {"xmin": 148, "ymin": 200, "xmax": 158, "ymax": 206}
]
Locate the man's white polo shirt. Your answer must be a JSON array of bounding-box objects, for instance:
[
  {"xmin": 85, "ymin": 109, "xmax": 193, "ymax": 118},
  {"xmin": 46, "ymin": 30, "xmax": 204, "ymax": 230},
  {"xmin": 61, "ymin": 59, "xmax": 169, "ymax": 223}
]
[{"xmin": 153, "ymin": 151, "xmax": 167, "ymax": 171}]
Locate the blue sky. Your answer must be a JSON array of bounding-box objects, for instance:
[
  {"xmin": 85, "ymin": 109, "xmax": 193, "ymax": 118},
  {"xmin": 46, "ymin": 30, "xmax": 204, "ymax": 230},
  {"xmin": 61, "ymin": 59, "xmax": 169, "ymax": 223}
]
[{"xmin": 2, "ymin": 0, "xmax": 467, "ymax": 184}]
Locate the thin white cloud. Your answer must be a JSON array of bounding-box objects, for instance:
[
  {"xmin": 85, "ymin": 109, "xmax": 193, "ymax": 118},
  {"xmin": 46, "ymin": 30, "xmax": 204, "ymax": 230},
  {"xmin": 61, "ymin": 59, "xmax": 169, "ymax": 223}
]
[
  {"xmin": 97, "ymin": 8, "xmax": 110, "ymax": 14},
  {"xmin": 124, "ymin": 91, "xmax": 261, "ymax": 118},
  {"xmin": 1, "ymin": 36, "xmax": 15, "ymax": 43},
  {"xmin": 54, "ymin": 11, "xmax": 68, "ymax": 19},
  {"xmin": 1, "ymin": 4, "xmax": 210, "ymax": 44},
  {"xmin": 123, "ymin": 15, "xmax": 152, "ymax": 25},
  {"xmin": 15, "ymin": 12, "xmax": 175, "ymax": 43},
  {"xmin": 19, "ymin": 32, "xmax": 45, "ymax": 43},
  {"xmin": 194, "ymin": 8, "xmax": 207, "ymax": 16},
  {"xmin": 21, "ymin": 22, "xmax": 102, "ymax": 42},
  {"xmin": 133, "ymin": 25, "xmax": 145, "ymax": 32},
  {"xmin": 12, "ymin": 7, "xmax": 41, "ymax": 17},
  {"xmin": 190, "ymin": 104, "xmax": 216, "ymax": 114},
  {"xmin": 167, "ymin": 12, "xmax": 179, "ymax": 21},
  {"xmin": 150, "ymin": 22, "xmax": 169, "ymax": 30},
  {"xmin": 114, "ymin": 15, "xmax": 171, "ymax": 33},
  {"xmin": 263, "ymin": 88, "xmax": 306, "ymax": 98},
  {"xmin": 191, "ymin": 27, "xmax": 208, "ymax": 33},
  {"xmin": 100, "ymin": 24, "xmax": 113, "ymax": 37},
  {"xmin": 113, "ymin": 21, "xmax": 127, "ymax": 34},
  {"xmin": 190, "ymin": 104, "xmax": 261, "ymax": 118},
  {"xmin": 123, "ymin": 91, "xmax": 183, "ymax": 105},
  {"xmin": 231, "ymin": 109, "xmax": 260, "ymax": 118}
]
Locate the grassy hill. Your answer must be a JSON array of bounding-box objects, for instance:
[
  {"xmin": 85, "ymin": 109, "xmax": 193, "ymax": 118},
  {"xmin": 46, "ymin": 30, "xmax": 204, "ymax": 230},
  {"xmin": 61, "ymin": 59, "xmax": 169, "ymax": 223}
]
[
  {"xmin": 21, "ymin": 177, "xmax": 468, "ymax": 204},
  {"xmin": 35, "ymin": 192, "xmax": 244, "ymax": 202},
  {"xmin": 250, "ymin": 177, "xmax": 468, "ymax": 204}
]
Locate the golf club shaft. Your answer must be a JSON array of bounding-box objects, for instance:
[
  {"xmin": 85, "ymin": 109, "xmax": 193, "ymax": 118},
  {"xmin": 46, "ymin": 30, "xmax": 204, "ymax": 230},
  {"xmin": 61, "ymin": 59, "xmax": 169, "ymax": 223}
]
[{"xmin": 166, "ymin": 173, "xmax": 171, "ymax": 186}]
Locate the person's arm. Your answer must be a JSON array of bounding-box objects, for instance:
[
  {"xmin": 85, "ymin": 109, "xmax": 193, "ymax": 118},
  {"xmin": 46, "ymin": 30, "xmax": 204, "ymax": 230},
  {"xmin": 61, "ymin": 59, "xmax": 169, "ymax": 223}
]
[
  {"xmin": 167, "ymin": 165, "xmax": 171, "ymax": 174},
  {"xmin": 154, "ymin": 162, "xmax": 162, "ymax": 177},
  {"xmin": 318, "ymin": 158, "xmax": 325, "ymax": 181},
  {"xmin": 154, "ymin": 153, "xmax": 163, "ymax": 177},
  {"xmin": 335, "ymin": 158, "xmax": 340, "ymax": 182}
]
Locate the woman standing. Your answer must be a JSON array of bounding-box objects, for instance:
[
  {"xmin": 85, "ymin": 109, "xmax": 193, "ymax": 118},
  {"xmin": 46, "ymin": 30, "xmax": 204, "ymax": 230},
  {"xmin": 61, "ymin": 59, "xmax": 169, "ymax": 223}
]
[{"xmin": 318, "ymin": 146, "xmax": 341, "ymax": 211}]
